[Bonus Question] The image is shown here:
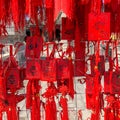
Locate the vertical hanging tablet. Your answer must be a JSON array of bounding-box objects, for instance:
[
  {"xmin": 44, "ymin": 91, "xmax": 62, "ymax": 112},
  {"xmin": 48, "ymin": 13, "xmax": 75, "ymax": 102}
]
[
  {"xmin": 88, "ymin": 13, "xmax": 110, "ymax": 41},
  {"xmin": 56, "ymin": 59, "xmax": 70, "ymax": 79},
  {"xmin": 41, "ymin": 59, "xmax": 56, "ymax": 81},
  {"xmin": 111, "ymin": 71, "xmax": 120, "ymax": 94},
  {"xmin": 25, "ymin": 37, "xmax": 35, "ymax": 58},
  {"xmin": 26, "ymin": 59, "xmax": 41, "ymax": 80},
  {"xmin": 6, "ymin": 68, "xmax": 20, "ymax": 89},
  {"xmin": 62, "ymin": 17, "xmax": 75, "ymax": 40}
]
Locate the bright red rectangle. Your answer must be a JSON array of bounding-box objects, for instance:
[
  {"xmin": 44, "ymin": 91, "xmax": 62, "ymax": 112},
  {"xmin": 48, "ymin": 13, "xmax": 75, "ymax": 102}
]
[
  {"xmin": 25, "ymin": 36, "xmax": 43, "ymax": 58},
  {"xmin": 26, "ymin": 59, "xmax": 41, "ymax": 80},
  {"xmin": 25, "ymin": 37, "xmax": 34, "ymax": 58},
  {"xmin": 88, "ymin": 12, "xmax": 110, "ymax": 41},
  {"xmin": 41, "ymin": 59, "xmax": 56, "ymax": 81},
  {"xmin": 56, "ymin": 59, "xmax": 70, "ymax": 79},
  {"xmin": 6, "ymin": 68, "xmax": 20, "ymax": 89}
]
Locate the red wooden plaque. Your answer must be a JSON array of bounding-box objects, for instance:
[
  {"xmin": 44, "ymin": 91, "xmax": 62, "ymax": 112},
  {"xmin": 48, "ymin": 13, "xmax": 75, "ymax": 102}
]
[
  {"xmin": 25, "ymin": 36, "xmax": 43, "ymax": 58},
  {"xmin": 111, "ymin": 71, "xmax": 120, "ymax": 94},
  {"xmin": 34, "ymin": 36, "xmax": 43, "ymax": 58},
  {"xmin": 56, "ymin": 59, "xmax": 70, "ymax": 79},
  {"xmin": 88, "ymin": 12, "xmax": 110, "ymax": 41},
  {"xmin": 26, "ymin": 59, "xmax": 41, "ymax": 80},
  {"xmin": 25, "ymin": 37, "xmax": 35, "ymax": 58},
  {"xmin": 41, "ymin": 59, "xmax": 56, "ymax": 81},
  {"xmin": 6, "ymin": 68, "xmax": 20, "ymax": 89},
  {"xmin": 62, "ymin": 17, "xmax": 75, "ymax": 40}
]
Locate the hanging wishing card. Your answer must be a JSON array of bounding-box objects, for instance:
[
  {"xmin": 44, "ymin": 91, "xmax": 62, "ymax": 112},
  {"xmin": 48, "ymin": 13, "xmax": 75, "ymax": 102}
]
[
  {"xmin": 6, "ymin": 68, "xmax": 20, "ymax": 89},
  {"xmin": 26, "ymin": 59, "xmax": 41, "ymax": 80},
  {"xmin": 88, "ymin": 13, "xmax": 110, "ymax": 41}
]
